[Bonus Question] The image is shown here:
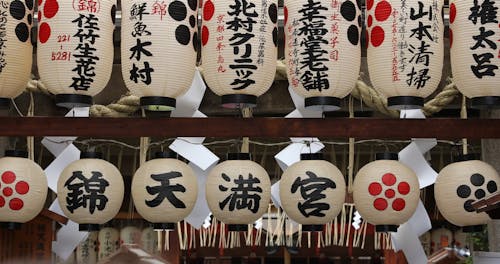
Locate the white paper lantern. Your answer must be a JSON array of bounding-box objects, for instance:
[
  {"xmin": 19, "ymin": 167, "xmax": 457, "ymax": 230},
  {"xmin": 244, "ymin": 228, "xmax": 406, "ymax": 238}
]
[
  {"xmin": 280, "ymin": 153, "xmax": 346, "ymax": 231},
  {"xmin": 120, "ymin": 225, "xmax": 142, "ymax": 244},
  {"xmin": 76, "ymin": 231, "xmax": 98, "ymax": 264},
  {"xmin": 37, "ymin": 0, "xmax": 116, "ymax": 107},
  {"xmin": 435, "ymin": 155, "xmax": 499, "ymax": 232},
  {"xmin": 206, "ymin": 153, "xmax": 271, "ymax": 231},
  {"xmin": 353, "ymin": 153, "xmax": 420, "ymax": 232},
  {"xmin": 132, "ymin": 152, "xmax": 197, "ymax": 230},
  {"xmin": 284, "ymin": 0, "xmax": 361, "ymax": 111},
  {"xmin": 57, "ymin": 152, "xmax": 124, "ymax": 231},
  {"xmin": 0, "ymin": 0, "xmax": 33, "ymax": 108},
  {"xmin": 121, "ymin": 0, "xmax": 198, "ymax": 111},
  {"xmin": 201, "ymin": 0, "xmax": 277, "ymax": 108},
  {"xmin": 98, "ymin": 227, "xmax": 120, "ymax": 260},
  {"xmin": 449, "ymin": 0, "xmax": 500, "ymax": 108},
  {"xmin": 0, "ymin": 150, "xmax": 47, "ymax": 229},
  {"xmin": 366, "ymin": 0, "xmax": 444, "ymax": 109},
  {"xmin": 140, "ymin": 227, "xmax": 158, "ymax": 254}
]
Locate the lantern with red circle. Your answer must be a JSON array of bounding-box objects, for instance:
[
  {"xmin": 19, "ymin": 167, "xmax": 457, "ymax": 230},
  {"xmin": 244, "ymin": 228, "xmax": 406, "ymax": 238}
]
[
  {"xmin": 121, "ymin": 0, "xmax": 198, "ymax": 111},
  {"xmin": 0, "ymin": 0, "xmax": 34, "ymax": 109},
  {"xmin": 366, "ymin": 0, "xmax": 444, "ymax": 109},
  {"xmin": 0, "ymin": 150, "xmax": 48, "ymax": 229},
  {"xmin": 353, "ymin": 153, "xmax": 420, "ymax": 232},
  {"xmin": 206, "ymin": 153, "xmax": 271, "ymax": 231},
  {"xmin": 201, "ymin": 0, "xmax": 277, "ymax": 108},
  {"xmin": 449, "ymin": 0, "xmax": 500, "ymax": 108},
  {"xmin": 37, "ymin": 0, "xmax": 116, "ymax": 107},
  {"xmin": 434, "ymin": 155, "xmax": 499, "ymax": 232},
  {"xmin": 280, "ymin": 153, "xmax": 346, "ymax": 231},
  {"xmin": 284, "ymin": 0, "xmax": 361, "ymax": 111},
  {"xmin": 57, "ymin": 152, "xmax": 124, "ymax": 231},
  {"xmin": 132, "ymin": 152, "xmax": 198, "ymax": 230}
]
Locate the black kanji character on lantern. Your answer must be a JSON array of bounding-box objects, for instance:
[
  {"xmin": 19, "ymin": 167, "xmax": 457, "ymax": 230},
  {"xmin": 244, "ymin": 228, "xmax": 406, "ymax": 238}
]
[
  {"xmin": 72, "ymin": 14, "xmax": 100, "ymax": 44},
  {"xmin": 471, "ymin": 53, "xmax": 498, "ymax": 78},
  {"xmin": 471, "ymin": 26, "xmax": 497, "ymax": 50},
  {"xmin": 130, "ymin": 2, "xmax": 150, "ymax": 21},
  {"xmin": 406, "ymin": 67, "xmax": 431, "ymax": 89},
  {"xmin": 219, "ymin": 173, "xmax": 262, "ymax": 213},
  {"xmin": 408, "ymin": 41, "xmax": 434, "ymax": 66},
  {"xmin": 298, "ymin": 0, "xmax": 328, "ymax": 22},
  {"xmin": 469, "ymin": 0, "xmax": 498, "ymax": 25},
  {"xmin": 145, "ymin": 172, "xmax": 186, "ymax": 208},
  {"xmin": 132, "ymin": 21, "xmax": 151, "ymax": 37},
  {"xmin": 291, "ymin": 171, "xmax": 336, "ymax": 218},
  {"xmin": 64, "ymin": 171, "xmax": 109, "ymax": 214},
  {"xmin": 129, "ymin": 38, "xmax": 153, "ymax": 61},
  {"xmin": 410, "ymin": 1, "xmax": 432, "ymax": 20},
  {"xmin": 409, "ymin": 21, "xmax": 433, "ymax": 41},
  {"xmin": 130, "ymin": 61, "xmax": 154, "ymax": 84},
  {"xmin": 227, "ymin": 0, "xmax": 257, "ymax": 32}
]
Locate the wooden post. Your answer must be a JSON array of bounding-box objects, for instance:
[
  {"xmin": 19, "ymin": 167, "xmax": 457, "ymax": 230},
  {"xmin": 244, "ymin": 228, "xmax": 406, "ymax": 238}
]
[
  {"xmin": 284, "ymin": 249, "xmax": 291, "ymax": 264},
  {"xmin": 482, "ymin": 109, "xmax": 500, "ymax": 252}
]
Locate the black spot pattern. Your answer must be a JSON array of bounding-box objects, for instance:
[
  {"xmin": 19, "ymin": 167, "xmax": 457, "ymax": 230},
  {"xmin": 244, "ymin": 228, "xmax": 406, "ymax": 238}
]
[
  {"xmin": 188, "ymin": 0, "xmax": 197, "ymax": 11},
  {"xmin": 169, "ymin": 1, "xmax": 187, "ymax": 21},
  {"xmin": 475, "ymin": 189, "xmax": 486, "ymax": 199},
  {"xmin": 111, "ymin": 5, "xmax": 117, "ymax": 25},
  {"xmin": 272, "ymin": 27, "xmax": 278, "ymax": 47},
  {"xmin": 487, "ymin": 180, "xmax": 498, "ymax": 193},
  {"xmin": 27, "ymin": 13, "xmax": 32, "ymax": 25},
  {"xmin": 15, "ymin": 23, "xmax": 29, "ymax": 42},
  {"xmin": 26, "ymin": 0, "xmax": 33, "ymax": 10},
  {"xmin": 340, "ymin": 1, "xmax": 356, "ymax": 22},
  {"xmin": 356, "ymin": 0, "xmax": 362, "ymax": 9},
  {"xmin": 471, "ymin": 173, "xmax": 485, "ymax": 186},
  {"xmin": 347, "ymin": 24, "xmax": 359, "ymax": 45},
  {"xmin": 269, "ymin": 3, "xmax": 277, "ymax": 24},
  {"xmin": 457, "ymin": 185, "xmax": 471, "ymax": 198},
  {"xmin": 189, "ymin": 15, "xmax": 196, "ymax": 28},
  {"xmin": 10, "ymin": 0, "xmax": 25, "ymax": 20},
  {"xmin": 9, "ymin": 0, "xmax": 31, "ymax": 43},
  {"xmin": 175, "ymin": 25, "xmax": 190, "ymax": 45},
  {"xmin": 464, "ymin": 199, "xmax": 475, "ymax": 212},
  {"xmin": 192, "ymin": 31, "xmax": 198, "ymax": 52}
]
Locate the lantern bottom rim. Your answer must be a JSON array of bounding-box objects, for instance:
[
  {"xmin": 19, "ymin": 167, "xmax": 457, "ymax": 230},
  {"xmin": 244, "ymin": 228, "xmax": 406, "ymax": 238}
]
[
  {"xmin": 462, "ymin": 225, "xmax": 483, "ymax": 233},
  {"xmin": 471, "ymin": 96, "xmax": 500, "ymax": 109},
  {"xmin": 221, "ymin": 94, "xmax": 257, "ymax": 109},
  {"xmin": 304, "ymin": 96, "xmax": 341, "ymax": 112},
  {"xmin": 375, "ymin": 225, "xmax": 398, "ymax": 232},
  {"xmin": 79, "ymin": 224, "xmax": 100, "ymax": 231},
  {"xmin": 56, "ymin": 94, "xmax": 93, "ymax": 108},
  {"xmin": 302, "ymin": 224, "xmax": 324, "ymax": 232},
  {"xmin": 387, "ymin": 96, "xmax": 424, "ymax": 110},
  {"xmin": 228, "ymin": 224, "xmax": 250, "ymax": 232},
  {"xmin": 153, "ymin": 223, "xmax": 176, "ymax": 230},
  {"xmin": 0, "ymin": 97, "xmax": 10, "ymax": 109},
  {"xmin": 140, "ymin": 96, "xmax": 176, "ymax": 111},
  {"xmin": 0, "ymin": 222, "xmax": 22, "ymax": 230}
]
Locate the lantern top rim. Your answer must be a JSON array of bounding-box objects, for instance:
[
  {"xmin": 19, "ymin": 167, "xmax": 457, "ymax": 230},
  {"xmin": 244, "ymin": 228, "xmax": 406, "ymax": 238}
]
[
  {"xmin": 153, "ymin": 151, "xmax": 179, "ymax": 160},
  {"xmin": 227, "ymin": 152, "xmax": 252, "ymax": 161},
  {"xmin": 4, "ymin": 150, "xmax": 28, "ymax": 158},
  {"xmin": 300, "ymin": 153, "xmax": 324, "ymax": 160},
  {"xmin": 453, "ymin": 154, "xmax": 480, "ymax": 162},
  {"xmin": 375, "ymin": 153, "xmax": 399, "ymax": 161},
  {"xmin": 80, "ymin": 151, "xmax": 104, "ymax": 160}
]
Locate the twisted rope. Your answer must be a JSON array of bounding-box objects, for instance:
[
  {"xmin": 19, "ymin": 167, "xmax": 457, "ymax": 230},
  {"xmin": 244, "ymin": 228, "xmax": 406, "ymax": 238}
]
[{"xmin": 25, "ymin": 62, "xmax": 459, "ymax": 117}]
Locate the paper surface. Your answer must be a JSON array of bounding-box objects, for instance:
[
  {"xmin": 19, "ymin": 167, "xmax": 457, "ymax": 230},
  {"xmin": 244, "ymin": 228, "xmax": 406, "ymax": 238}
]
[
  {"xmin": 390, "ymin": 222, "xmax": 428, "ymax": 264},
  {"xmin": 184, "ymin": 163, "xmax": 216, "ymax": 229},
  {"xmin": 399, "ymin": 142, "xmax": 438, "ymax": 188},
  {"xmin": 52, "ymin": 221, "xmax": 88, "ymax": 261},
  {"xmin": 44, "ymin": 145, "xmax": 81, "ymax": 192},
  {"xmin": 170, "ymin": 69, "xmax": 206, "ymax": 118},
  {"xmin": 270, "ymin": 181, "xmax": 281, "ymax": 208}
]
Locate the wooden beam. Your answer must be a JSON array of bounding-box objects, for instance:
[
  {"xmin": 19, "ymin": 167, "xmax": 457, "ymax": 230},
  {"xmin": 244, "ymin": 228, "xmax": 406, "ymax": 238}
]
[{"xmin": 0, "ymin": 117, "xmax": 499, "ymax": 139}]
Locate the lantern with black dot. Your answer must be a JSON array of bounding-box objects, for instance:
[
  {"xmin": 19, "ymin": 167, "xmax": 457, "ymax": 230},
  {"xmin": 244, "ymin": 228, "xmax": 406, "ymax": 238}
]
[
  {"xmin": 280, "ymin": 153, "xmax": 346, "ymax": 232},
  {"xmin": 366, "ymin": 0, "xmax": 444, "ymax": 109},
  {"xmin": 434, "ymin": 154, "xmax": 499, "ymax": 232},
  {"xmin": 284, "ymin": 0, "xmax": 362, "ymax": 111},
  {"xmin": 121, "ymin": 0, "xmax": 199, "ymax": 111},
  {"xmin": 449, "ymin": 0, "xmax": 500, "ymax": 108},
  {"xmin": 0, "ymin": 150, "xmax": 48, "ymax": 230},
  {"xmin": 201, "ymin": 0, "xmax": 278, "ymax": 108},
  {"xmin": 57, "ymin": 152, "xmax": 124, "ymax": 231},
  {"xmin": 131, "ymin": 152, "xmax": 197, "ymax": 230},
  {"xmin": 0, "ymin": 0, "xmax": 34, "ymax": 109},
  {"xmin": 353, "ymin": 153, "xmax": 420, "ymax": 232},
  {"xmin": 37, "ymin": 0, "xmax": 116, "ymax": 107},
  {"xmin": 206, "ymin": 153, "xmax": 271, "ymax": 231}
]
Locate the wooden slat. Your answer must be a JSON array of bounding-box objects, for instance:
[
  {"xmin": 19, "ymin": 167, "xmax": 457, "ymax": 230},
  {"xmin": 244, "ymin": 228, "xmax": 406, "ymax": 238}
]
[{"xmin": 0, "ymin": 117, "xmax": 499, "ymax": 139}]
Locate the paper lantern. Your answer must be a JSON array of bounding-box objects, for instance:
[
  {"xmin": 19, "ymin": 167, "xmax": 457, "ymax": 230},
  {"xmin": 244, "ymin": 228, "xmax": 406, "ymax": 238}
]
[
  {"xmin": 98, "ymin": 227, "xmax": 120, "ymax": 260},
  {"xmin": 121, "ymin": 0, "xmax": 198, "ymax": 111},
  {"xmin": 353, "ymin": 153, "xmax": 420, "ymax": 232},
  {"xmin": 284, "ymin": 0, "xmax": 361, "ymax": 111},
  {"xmin": 132, "ymin": 152, "xmax": 197, "ymax": 230},
  {"xmin": 0, "ymin": 150, "xmax": 47, "ymax": 229},
  {"xmin": 280, "ymin": 153, "xmax": 346, "ymax": 231},
  {"xmin": 76, "ymin": 231, "xmax": 98, "ymax": 264},
  {"xmin": 140, "ymin": 227, "xmax": 158, "ymax": 254},
  {"xmin": 201, "ymin": 0, "xmax": 277, "ymax": 108},
  {"xmin": 37, "ymin": 0, "xmax": 116, "ymax": 107},
  {"xmin": 57, "ymin": 152, "xmax": 124, "ymax": 231},
  {"xmin": 366, "ymin": 0, "xmax": 444, "ymax": 109},
  {"xmin": 0, "ymin": 0, "xmax": 33, "ymax": 109},
  {"xmin": 449, "ymin": 0, "xmax": 500, "ymax": 108},
  {"xmin": 434, "ymin": 155, "xmax": 499, "ymax": 232},
  {"xmin": 206, "ymin": 153, "xmax": 271, "ymax": 231},
  {"xmin": 120, "ymin": 226, "xmax": 141, "ymax": 244}
]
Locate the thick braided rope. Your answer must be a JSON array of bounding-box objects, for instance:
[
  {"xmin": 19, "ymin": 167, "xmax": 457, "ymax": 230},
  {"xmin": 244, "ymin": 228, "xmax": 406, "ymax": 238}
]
[{"xmin": 26, "ymin": 63, "xmax": 459, "ymax": 117}]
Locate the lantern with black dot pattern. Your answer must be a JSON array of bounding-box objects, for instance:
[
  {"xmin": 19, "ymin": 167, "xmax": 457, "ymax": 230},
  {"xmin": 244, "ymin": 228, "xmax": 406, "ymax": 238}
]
[
  {"xmin": 353, "ymin": 153, "xmax": 420, "ymax": 232},
  {"xmin": 434, "ymin": 155, "xmax": 500, "ymax": 232}
]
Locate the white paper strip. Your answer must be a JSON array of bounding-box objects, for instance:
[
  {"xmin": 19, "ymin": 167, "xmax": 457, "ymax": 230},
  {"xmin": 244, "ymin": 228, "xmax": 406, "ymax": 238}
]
[
  {"xmin": 44, "ymin": 144, "xmax": 81, "ymax": 192},
  {"xmin": 270, "ymin": 181, "xmax": 281, "ymax": 208},
  {"xmin": 184, "ymin": 162, "xmax": 216, "ymax": 229},
  {"xmin": 52, "ymin": 221, "xmax": 88, "ymax": 261},
  {"xmin": 170, "ymin": 69, "xmax": 206, "ymax": 118},
  {"xmin": 390, "ymin": 222, "xmax": 428, "ymax": 264},
  {"xmin": 399, "ymin": 142, "xmax": 438, "ymax": 188}
]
